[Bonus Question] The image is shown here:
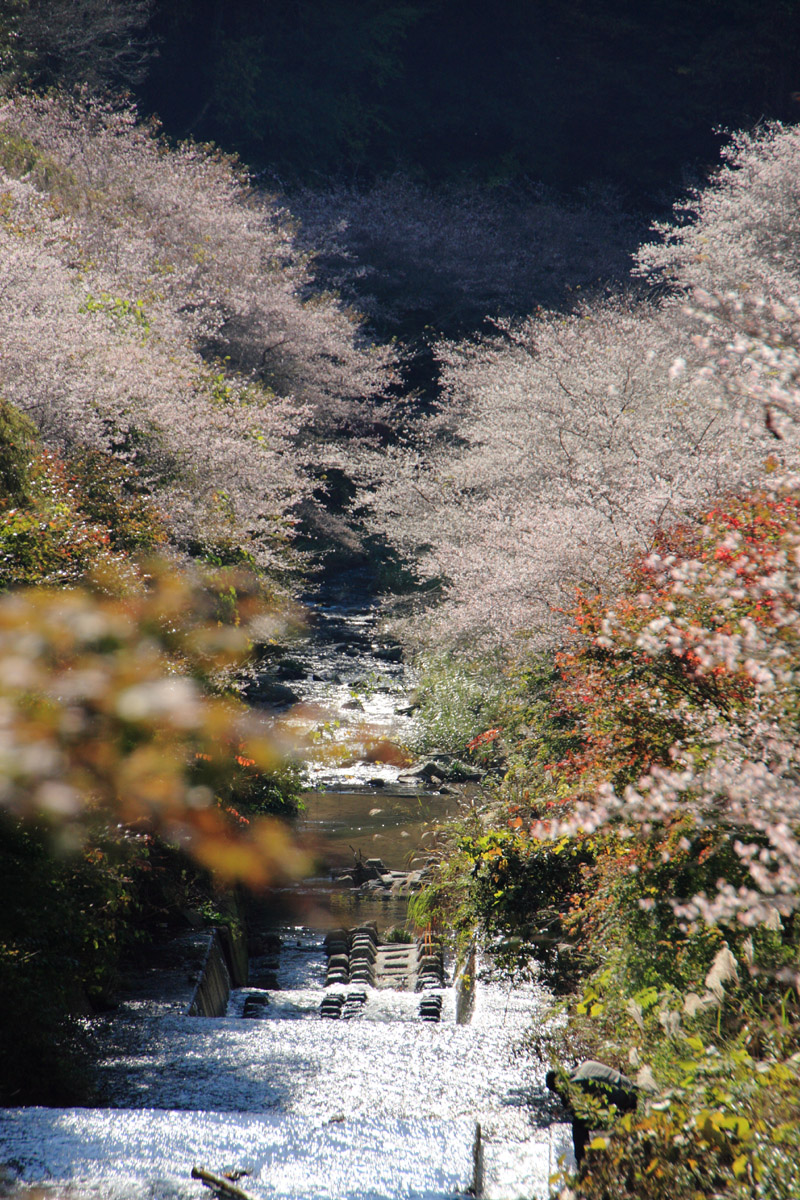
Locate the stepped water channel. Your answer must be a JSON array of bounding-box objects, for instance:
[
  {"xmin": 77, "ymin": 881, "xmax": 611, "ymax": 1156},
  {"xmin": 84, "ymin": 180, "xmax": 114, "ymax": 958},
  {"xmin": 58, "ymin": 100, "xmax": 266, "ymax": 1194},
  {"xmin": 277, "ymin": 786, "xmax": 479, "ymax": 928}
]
[{"xmin": 0, "ymin": 589, "xmax": 572, "ymax": 1200}]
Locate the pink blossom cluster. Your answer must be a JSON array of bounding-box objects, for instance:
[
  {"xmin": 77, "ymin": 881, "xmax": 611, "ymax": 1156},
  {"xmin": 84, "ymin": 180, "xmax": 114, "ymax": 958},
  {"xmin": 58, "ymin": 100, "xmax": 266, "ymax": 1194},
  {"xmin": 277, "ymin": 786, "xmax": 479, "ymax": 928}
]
[
  {"xmin": 637, "ymin": 122, "xmax": 800, "ymax": 441},
  {"xmin": 368, "ymin": 123, "xmax": 800, "ymax": 651},
  {"xmin": 0, "ymin": 94, "xmax": 395, "ymax": 566}
]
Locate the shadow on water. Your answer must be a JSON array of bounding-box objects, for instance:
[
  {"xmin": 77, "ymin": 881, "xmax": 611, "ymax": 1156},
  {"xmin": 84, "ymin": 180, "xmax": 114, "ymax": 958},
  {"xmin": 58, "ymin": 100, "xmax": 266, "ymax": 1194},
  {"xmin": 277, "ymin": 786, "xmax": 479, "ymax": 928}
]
[
  {"xmin": 298, "ymin": 789, "xmax": 456, "ymax": 873},
  {"xmin": 251, "ymin": 789, "xmax": 458, "ymax": 936}
]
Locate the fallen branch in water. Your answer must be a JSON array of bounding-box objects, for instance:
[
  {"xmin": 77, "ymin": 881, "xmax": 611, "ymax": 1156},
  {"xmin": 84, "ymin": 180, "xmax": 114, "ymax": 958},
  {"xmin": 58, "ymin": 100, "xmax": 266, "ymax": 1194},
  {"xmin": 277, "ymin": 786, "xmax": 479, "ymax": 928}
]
[{"xmin": 191, "ymin": 1166, "xmax": 257, "ymax": 1200}]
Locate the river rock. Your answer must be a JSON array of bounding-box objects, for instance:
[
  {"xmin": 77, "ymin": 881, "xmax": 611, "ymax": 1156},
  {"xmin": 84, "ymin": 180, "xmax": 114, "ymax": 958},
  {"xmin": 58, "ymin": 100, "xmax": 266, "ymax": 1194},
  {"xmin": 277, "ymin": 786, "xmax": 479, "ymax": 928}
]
[
  {"xmin": 276, "ymin": 657, "xmax": 307, "ymax": 681},
  {"xmin": 371, "ymin": 644, "xmax": 403, "ymax": 662},
  {"xmin": 396, "ymin": 761, "xmax": 446, "ymax": 785},
  {"xmin": 431, "ymin": 758, "xmax": 483, "ymax": 781},
  {"xmin": 244, "ymin": 679, "xmax": 300, "ymax": 708},
  {"xmin": 362, "ymin": 878, "xmax": 390, "ymax": 894}
]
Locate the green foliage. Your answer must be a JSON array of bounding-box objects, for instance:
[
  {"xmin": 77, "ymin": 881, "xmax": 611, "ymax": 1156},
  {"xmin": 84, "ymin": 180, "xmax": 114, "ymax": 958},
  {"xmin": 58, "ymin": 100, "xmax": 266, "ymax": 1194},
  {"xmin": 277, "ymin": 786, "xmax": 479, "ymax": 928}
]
[
  {"xmin": 0, "ymin": 398, "xmax": 36, "ymax": 505},
  {"xmin": 66, "ymin": 447, "xmax": 167, "ymax": 555},
  {"xmin": 410, "ymin": 651, "xmax": 505, "ymax": 757},
  {"xmin": 0, "ymin": 812, "xmax": 233, "ymax": 1104},
  {"xmin": 0, "ymin": 126, "xmax": 79, "ymax": 208},
  {"xmin": 384, "ymin": 925, "xmax": 414, "ymax": 944},
  {"xmin": 0, "ymin": 419, "xmax": 170, "ymax": 591},
  {"xmin": 144, "ymin": 0, "xmax": 427, "ymax": 178},
  {"xmin": 552, "ymin": 959, "xmax": 800, "ymax": 1199},
  {"xmin": 407, "ymin": 811, "xmax": 484, "ymax": 948},
  {"xmin": 496, "ymin": 651, "xmax": 584, "ymax": 801},
  {"xmin": 0, "ymin": 812, "xmax": 136, "ymax": 1103},
  {"xmin": 459, "ymin": 828, "xmax": 593, "ymax": 987},
  {"xmin": 0, "ymin": 451, "xmax": 115, "ymax": 590},
  {"xmin": 225, "ymin": 754, "xmax": 304, "ymax": 819},
  {"xmin": 1, "ymin": 0, "xmax": 154, "ymax": 94},
  {"xmin": 80, "ymin": 292, "xmax": 151, "ymax": 337}
]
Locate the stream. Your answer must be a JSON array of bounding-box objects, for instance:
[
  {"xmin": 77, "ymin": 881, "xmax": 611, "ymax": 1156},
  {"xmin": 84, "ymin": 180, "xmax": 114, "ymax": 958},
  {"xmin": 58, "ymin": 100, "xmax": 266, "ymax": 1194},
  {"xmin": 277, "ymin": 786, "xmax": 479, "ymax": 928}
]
[
  {"xmin": 272, "ymin": 589, "xmax": 418, "ymax": 792},
  {"xmin": 0, "ymin": 605, "xmax": 572, "ymax": 1200}
]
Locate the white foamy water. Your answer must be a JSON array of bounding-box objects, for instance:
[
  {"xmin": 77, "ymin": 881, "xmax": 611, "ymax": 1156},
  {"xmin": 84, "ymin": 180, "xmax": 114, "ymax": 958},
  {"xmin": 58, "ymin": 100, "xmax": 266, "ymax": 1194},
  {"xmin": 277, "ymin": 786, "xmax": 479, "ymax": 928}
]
[
  {"xmin": 0, "ymin": 926, "xmax": 572, "ymax": 1198},
  {"xmin": 0, "ymin": 1110, "xmax": 477, "ymax": 1200}
]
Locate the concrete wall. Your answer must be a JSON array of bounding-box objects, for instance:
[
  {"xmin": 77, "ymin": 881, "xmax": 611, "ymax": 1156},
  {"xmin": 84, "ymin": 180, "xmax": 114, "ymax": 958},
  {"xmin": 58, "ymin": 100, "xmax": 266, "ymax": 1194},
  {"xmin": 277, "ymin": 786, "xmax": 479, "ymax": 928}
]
[{"xmin": 187, "ymin": 931, "xmax": 232, "ymax": 1017}]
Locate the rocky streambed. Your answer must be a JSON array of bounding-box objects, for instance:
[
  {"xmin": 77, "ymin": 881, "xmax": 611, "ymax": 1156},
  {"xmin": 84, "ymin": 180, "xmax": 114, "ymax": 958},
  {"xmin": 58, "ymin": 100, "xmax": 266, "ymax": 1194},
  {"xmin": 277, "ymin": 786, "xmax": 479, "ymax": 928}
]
[{"xmin": 243, "ymin": 582, "xmax": 481, "ymax": 795}]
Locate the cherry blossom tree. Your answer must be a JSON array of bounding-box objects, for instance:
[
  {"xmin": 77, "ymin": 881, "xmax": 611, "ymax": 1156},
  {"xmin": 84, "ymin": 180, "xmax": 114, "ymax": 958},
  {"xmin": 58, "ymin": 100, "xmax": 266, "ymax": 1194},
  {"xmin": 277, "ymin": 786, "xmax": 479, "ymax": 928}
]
[
  {"xmin": 369, "ymin": 297, "xmax": 789, "ymax": 647},
  {"xmin": 0, "ymin": 94, "xmax": 396, "ymax": 567},
  {"xmin": 367, "ymin": 123, "xmax": 800, "ymax": 652},
  {"xmin": 636, "ymin": 121, "xmax": 800, "ymax": 442}
]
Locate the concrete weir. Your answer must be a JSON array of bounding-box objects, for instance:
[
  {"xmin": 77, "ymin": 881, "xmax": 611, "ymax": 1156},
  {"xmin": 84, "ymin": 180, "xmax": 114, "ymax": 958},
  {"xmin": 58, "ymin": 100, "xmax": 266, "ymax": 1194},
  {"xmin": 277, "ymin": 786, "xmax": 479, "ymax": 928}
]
[
  {"xmin": 321, "ymin": 923, "xmax": 446, "ymax": 1021},
  {"xmin": 186, "ymin": 919, "xmax": 249, "ymax": 1017}
]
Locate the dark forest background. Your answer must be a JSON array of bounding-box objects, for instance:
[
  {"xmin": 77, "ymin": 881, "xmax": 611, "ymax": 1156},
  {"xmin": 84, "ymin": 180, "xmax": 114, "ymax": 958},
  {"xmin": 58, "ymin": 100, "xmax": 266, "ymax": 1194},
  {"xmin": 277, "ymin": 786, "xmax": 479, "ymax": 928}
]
[{"xmin": 137, "ymin": 0, "xmax": 800, "ymax": 198}]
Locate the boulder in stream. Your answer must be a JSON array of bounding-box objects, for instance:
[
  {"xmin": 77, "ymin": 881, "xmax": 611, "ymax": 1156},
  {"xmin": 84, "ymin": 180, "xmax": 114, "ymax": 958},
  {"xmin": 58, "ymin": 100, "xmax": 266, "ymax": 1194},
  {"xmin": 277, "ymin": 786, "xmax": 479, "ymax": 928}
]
[
  {"xmin": 276, "ymin": 657, "xmax": 307, "ymax": 681},
  {"xmin": 244, "ymin": 679, "xmax": 300, "ymax": 708},
  {"xmin": 396, "ymin": 761, "xmax": 447, "ymax": 786}
]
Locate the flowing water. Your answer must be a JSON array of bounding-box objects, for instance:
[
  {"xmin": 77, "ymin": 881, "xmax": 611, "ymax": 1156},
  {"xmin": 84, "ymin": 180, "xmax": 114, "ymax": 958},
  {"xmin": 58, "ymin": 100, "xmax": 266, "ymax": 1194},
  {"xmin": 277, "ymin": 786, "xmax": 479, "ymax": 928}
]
[
  {"xmin": 274, "ymin": 591, "xmax": 419, "ymax": 791},
  {"xmin": 0, "ymin": 609, "xmax": 572, "ymax": 1199}
]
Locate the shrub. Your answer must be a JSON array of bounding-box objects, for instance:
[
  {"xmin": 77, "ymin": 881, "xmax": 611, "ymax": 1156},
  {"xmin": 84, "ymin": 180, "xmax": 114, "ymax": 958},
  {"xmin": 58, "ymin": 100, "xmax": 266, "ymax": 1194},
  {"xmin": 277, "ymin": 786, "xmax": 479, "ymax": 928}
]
[
  {"xmin": 409, "ymin": 651, "xmax": 505, "ymax": 756},
  {"xmin": 0, "ymin": 397, "xmax": 36, "ymax": 504}
]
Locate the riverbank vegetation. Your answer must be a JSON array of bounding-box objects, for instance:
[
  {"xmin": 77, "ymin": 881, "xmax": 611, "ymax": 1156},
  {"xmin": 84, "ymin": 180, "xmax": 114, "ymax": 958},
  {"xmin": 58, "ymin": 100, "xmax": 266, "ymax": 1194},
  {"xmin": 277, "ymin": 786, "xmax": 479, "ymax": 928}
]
[
  {"xmin": 0, "ymin": 398, "xmax": 308, "ymax": 1099},
  {"xmin": 0, "ymin": 88, "xmax": 384, "ymax": 1100},
  {"xmin": 408, "ymin": 125, "xmax": 800, "ymax": 1197}
]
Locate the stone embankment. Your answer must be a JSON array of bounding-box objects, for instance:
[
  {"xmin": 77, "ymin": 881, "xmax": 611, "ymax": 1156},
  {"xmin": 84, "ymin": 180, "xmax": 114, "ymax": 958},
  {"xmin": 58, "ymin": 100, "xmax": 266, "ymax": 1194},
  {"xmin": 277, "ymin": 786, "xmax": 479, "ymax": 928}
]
[{"xmin": 187, "ymin": 902, "xmax": 249, "ymax": 1017}]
